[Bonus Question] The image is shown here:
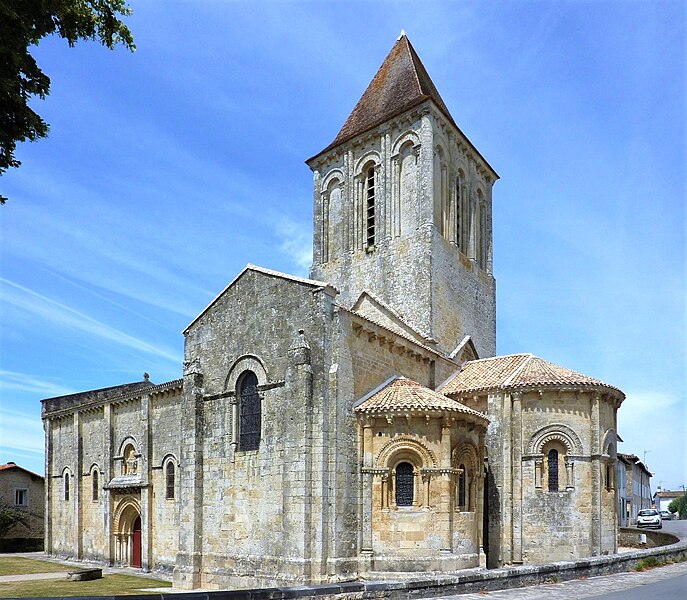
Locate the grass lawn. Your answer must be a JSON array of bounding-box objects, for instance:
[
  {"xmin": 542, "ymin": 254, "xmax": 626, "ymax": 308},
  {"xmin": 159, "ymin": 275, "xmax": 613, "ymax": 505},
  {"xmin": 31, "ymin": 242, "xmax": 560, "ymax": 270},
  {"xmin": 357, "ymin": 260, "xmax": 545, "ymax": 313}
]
[
  {"xmin": 0, "ymin": 557, "xmax": 72, "ymax": 576},
  {"xmin": 0, "ymin": 557, "xmax": 172, "ymax": 596},
  {"xmin": 0, "ymin": 573, "xmax": 172, "ymax": 597}
]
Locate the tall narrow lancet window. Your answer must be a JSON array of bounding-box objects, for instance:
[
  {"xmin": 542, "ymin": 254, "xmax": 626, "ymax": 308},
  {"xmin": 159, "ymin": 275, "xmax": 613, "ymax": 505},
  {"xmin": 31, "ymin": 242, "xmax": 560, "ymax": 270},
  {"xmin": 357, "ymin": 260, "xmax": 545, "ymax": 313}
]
[
  {"xmin": 548, "ymin": 448, "xmax": 559, "ymax": 492},
  {"xmin": 479, "ymin": 193, "xmax": 489, "ymax": 269},
  {"xmin": 92, "ymin": 470, "xmax": 99, "ymax": 501},
  {"xmin": 365, "ymin": 166, "xmax": 376, "ymax": 247},
  {"xmin": 325, "ymin": 179, "xmax": 342, "ymax": 262},
  {"xmin": 458, "ymin": 463, "xmax": 467, "ymax": 509},
  {"xmin": 239, "ymin": 371, "xmax": 261, "ymax": 451},
  {"xmin": 395, "ymin": 462, "xmax": 414, "ymax": 506},
  {"xmin": 476, "ymin": 190, "xmax": 486, "ymax": 269},
  {"xmin": 166, "ymin": 462, "xmax": 175, "ymax": 499},
  {"xmin": 455, "ymin": 172, "xmax": 463, "ymax": 249},
  {"xmin": 64, "ymin": 472, "xmax": 70, "ymax": 501}
]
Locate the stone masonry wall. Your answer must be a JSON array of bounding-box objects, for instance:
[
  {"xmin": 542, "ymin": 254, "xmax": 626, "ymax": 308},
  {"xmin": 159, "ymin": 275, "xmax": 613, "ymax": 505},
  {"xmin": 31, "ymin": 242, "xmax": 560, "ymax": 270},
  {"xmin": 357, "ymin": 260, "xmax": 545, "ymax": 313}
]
[
  {"xmin": 362, "ymin": 416, "xmax": 484, "ymax": 573},
  {"xmin": 177, "ymin": 269, "xmax": 342, "ymax": 589},
  {"xmin": 150, "ymin": 391, "xmax": 182, "ymax": 571},
  {"xmin": 49, "ymin": 415, "xmax": 77, "ymax": 557},
  {"xmin": 310, "ymin": 106, "xmax": 497, "ymax": 358},
  {"xmin": 80, "ymin": 407, "xmax": 107, "ymax": 561}
]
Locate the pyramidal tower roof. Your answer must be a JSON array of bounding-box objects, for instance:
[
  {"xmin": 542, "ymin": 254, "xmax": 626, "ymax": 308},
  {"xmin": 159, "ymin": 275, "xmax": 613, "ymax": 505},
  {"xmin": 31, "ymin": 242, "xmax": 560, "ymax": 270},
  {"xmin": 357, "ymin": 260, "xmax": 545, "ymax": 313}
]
[{"xmin": 312, "ymin": 33, "xmax": 459, "ymax": 159}]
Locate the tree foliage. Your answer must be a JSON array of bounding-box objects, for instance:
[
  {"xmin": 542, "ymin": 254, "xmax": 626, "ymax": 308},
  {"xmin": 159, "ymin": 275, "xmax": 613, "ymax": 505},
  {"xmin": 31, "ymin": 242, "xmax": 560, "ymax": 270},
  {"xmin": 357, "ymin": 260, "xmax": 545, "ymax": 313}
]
[
  {"xmin": 668, "ymin": 494, "xmax": 687, "ymax": 519},
  {"xmin": 0, "ymin": 0, "xmax": 135, "ymax": 202},
  {"xmin": 0, "ymin": 499, "xmax": 30, "ymax": 537}
]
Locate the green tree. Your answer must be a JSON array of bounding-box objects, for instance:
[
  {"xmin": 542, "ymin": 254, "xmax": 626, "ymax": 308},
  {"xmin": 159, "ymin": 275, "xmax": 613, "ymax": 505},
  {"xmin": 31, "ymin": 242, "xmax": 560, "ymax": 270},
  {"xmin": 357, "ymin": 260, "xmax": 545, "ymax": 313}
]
[
  {"xmin": 0, "ymin": 0, "xmax": 135, "ymax": 203},
  {"xmin": 0, "ymin": 499, "xmax": 30, "ymax": 537},
  {"xmin": 667, "ymin": 493, "xmax": 687, "ymax": 519}
]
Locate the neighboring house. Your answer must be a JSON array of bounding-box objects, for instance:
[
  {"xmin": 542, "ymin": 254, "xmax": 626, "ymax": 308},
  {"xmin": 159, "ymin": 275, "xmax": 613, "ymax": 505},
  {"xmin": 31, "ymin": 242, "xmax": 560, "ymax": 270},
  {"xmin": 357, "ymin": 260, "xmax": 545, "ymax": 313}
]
[
  {"xmin": 617, "ymin": 453, "xmax": 652, "ymax": 524},
  {"xmin": 41, "ymin": 35, "xmax": 625, "ymax": 590},
  {"xmin": 0, "ymin": 462, "xmax": 45, "ymax": 551},
  {"xmin": 653, "ymin": 489, "xmax": 685, "ymax": 514},
  {"xmin": 617, "ymin": 454, "xmax": 632, "ymax": 527}
]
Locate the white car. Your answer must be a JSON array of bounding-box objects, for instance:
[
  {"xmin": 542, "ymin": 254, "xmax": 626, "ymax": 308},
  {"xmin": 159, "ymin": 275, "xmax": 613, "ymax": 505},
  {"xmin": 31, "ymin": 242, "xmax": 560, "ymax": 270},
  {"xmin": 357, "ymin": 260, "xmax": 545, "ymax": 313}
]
[{"xmin": 636, "ymin": 509, "xmax": 662, "ymax": 529}]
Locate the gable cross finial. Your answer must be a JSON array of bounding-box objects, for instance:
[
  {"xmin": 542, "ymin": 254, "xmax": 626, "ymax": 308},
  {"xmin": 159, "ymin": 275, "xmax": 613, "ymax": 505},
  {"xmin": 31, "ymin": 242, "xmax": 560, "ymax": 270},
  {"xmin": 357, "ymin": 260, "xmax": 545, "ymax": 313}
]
[{"xmin": 398, "ymin": 29, "xmax": 406, "ymax": 40}]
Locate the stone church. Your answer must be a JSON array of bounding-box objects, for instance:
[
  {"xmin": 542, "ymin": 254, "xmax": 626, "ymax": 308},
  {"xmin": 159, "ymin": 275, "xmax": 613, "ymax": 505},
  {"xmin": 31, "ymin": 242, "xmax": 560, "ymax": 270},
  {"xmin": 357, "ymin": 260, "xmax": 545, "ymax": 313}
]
[{"xmin": 42, "ymin": 35, "xmax": 625, "ymax": 590}]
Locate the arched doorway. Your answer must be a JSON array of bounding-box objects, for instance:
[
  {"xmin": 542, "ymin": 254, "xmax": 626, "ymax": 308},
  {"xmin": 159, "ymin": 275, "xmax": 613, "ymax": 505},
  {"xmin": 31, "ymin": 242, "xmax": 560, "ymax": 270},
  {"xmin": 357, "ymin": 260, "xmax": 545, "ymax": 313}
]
[{"xmin": 113, "ymin": 496, "xmax": 142, "ymax": 568}]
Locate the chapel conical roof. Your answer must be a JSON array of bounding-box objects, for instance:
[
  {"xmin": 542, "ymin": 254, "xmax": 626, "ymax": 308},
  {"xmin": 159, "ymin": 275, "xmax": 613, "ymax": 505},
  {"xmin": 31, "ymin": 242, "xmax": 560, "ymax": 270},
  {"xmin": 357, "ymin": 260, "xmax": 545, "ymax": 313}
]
[
  {"xmin": 312, "ymin": 34, "xmax": 459, "ymax": 159},
  {"xmin": 440, "ymin": 354, "xmax": 625, "ymax": 399},
  {"xmin": 354, "ymin": 376, "xmax": 489, "ymax": 425}
]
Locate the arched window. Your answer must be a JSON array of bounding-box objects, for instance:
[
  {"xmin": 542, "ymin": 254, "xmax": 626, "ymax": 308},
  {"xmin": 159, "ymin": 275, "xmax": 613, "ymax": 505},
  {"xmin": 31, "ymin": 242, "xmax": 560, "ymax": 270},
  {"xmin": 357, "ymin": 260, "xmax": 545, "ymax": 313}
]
[
  {"xmin": 324, "ymin": 178, "xmax": 342, "ymax": 262},
  {"xmin": 365, "ymin": 166, "xmax": 375, "ymax": 247},
  {"xmin": 455, "ymin": 172, "xmax": 463, "ymax": 249},
  {"xmin": 64, "ymin": 472, "xmax": 70, "ymax": 501},
  {"xmin": 166, "ymin": 461, "xmax": 175, "ymax": 499},
  {"xmin": 239, "ymin": 371, "xmax": 261, "ymax": 451},
  {"xmin": 398, "ymin": 142, "xmax": 418, "ymax": 236},
  {"xmin": 477, "ymin": 190, "xmax": 486, "ymax": 269},
  {"xmin": 92, "ymin": 470, "xmax": 99, "ymax": 501},
  {"xmin": 548, "ymin": 448, "xmax": 559, "ymax": 492},
  {"xmin": 458, "ymin": 463, "xmax": 467, "ymax": 509},
  {"xmin": 395, "ymin": 462, "xmax": 414, "ymax": 506}
]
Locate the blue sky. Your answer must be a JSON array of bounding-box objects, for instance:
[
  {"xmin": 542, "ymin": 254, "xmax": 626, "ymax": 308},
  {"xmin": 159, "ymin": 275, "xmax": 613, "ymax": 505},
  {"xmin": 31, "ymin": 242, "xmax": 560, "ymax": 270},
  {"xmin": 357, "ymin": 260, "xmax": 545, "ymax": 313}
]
[{"xmin": 1, "ymin": 1, "xmax": 684, "ymax": 492}]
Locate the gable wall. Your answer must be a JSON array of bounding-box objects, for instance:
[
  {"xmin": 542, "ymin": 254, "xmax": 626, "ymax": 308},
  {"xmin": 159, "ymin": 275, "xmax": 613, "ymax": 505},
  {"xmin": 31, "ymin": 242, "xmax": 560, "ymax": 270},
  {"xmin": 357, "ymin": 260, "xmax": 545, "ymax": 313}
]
[{"xmin": 178, "ymin": 270, "xmax": 340, "ymax": 588}]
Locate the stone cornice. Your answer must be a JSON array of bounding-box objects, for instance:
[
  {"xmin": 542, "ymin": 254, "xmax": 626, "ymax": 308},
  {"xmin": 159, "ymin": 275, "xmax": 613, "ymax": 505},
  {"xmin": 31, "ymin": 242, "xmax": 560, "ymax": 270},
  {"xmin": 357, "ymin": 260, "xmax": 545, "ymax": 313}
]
[{"xmin": 42, "ymin": 379, "xmax": 183, "ymax": 420}]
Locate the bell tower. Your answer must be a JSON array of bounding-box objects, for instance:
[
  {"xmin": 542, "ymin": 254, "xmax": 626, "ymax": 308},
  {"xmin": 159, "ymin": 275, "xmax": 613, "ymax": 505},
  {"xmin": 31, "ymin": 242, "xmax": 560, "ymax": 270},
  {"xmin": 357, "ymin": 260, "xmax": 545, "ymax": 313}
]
[{"xmin": 307, "ymin": 34, "xmax": 498, "ymax": 358}]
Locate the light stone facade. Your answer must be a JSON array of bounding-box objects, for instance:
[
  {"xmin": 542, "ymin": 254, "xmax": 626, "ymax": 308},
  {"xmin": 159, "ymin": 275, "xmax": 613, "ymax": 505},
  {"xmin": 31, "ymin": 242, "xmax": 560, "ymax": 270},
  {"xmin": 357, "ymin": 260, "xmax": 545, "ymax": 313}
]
[{"xmin": 42, "ymin": 35, "xmax": 625, "ymax": 590}]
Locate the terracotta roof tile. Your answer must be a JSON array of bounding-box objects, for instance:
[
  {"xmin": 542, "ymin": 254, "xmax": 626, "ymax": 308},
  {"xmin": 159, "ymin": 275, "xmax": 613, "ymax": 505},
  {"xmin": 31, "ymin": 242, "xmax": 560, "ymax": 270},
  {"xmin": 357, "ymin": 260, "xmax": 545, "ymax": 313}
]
[
  {"xmin": 441, "ymin": 354, "xmax": 624, "ymax": 398},
  {"xmin": 355, "ymin": 376, "xmax": 488, "ymax": 424},
  {"xmin": 0, "ymin": 463, "xmax": 44, "ymax": 479},
  {"xmin": 440, "ymin": 354, "xmax": 531, "ymax": 395}
]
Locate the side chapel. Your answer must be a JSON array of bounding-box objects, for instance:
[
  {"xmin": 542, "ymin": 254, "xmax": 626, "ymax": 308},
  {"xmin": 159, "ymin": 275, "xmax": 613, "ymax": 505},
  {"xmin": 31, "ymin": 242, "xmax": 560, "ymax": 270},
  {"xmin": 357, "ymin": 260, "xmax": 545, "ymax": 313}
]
[{"xmin": 42, "ymin": 35, "xmax": 624, "ymax": 590}]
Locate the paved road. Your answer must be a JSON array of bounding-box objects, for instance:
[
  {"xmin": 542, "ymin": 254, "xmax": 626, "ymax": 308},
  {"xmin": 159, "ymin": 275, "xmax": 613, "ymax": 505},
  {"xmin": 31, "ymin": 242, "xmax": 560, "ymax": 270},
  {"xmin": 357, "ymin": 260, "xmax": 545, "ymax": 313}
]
[
  {"xmin": 662, "ymin": 518, "xmax": 687, "ymax": 538},
  {"xmin": 433, "ymin": 560, "xmax": 687, "ymax": 599}
]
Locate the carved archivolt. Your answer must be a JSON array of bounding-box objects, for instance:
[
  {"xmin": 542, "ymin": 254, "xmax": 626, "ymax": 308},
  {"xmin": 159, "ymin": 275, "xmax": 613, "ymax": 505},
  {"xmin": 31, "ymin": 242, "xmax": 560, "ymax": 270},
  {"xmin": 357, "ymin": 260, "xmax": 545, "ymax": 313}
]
[
  {"xmin": 160, "ymin": 452, "xmax": 179, "ymax": 468},
  {"xmin": 224, "ymin": 354, "xmax": 268, "ymax": 391},
  {"xmin": 391, "ymin": 130, "xmax": 420, "ymax": 155},
  {"xmin": 452, "ymin": 442, "xmax": 478, "ymax": 471},
  {"xmin": 321, "ymin": 169, "xmax": 345, "ymax": 191},
  {"xmin": 601, "ymin": 428, "xmax": 617, "ymax": 457},
  {"xmin": 528, "ymin": 424, "xmax": 582, "ymax": 456},
  {"xmin": 116, "ymin": 436, "xmax": 139, "ymax": 457},
  {"xmin": 375, "ymin": 435, "xmax": 437, "ymax": 469},
  {"xmin": 354, "ymin": 151, "xmax": 381, "ymax": 174},
  {"xmin": 112, "ymin": 495, "xmax": 141, "ymax": 533}
]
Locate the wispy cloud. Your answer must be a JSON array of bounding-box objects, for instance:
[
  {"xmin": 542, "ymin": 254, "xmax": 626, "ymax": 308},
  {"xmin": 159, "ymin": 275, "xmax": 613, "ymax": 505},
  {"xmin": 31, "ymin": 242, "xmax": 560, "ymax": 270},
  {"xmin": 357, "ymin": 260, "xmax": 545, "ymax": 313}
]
[
  {"xmin": 273, "ymin": 217, "xmax": 313, "ymax": 275},
  {"xmin": 1, "ymin": 278, "xmax": 181, "ymax": 364},
  {"xmin": 0, "ymin": 407, "xmax": 45, "ymax": 455},
  {"xmin": 0, "ymin": 371, "xmax": 74, "ymax": 397},
  {"xmin": 2, "ymin": 179, "xmax": 208, "ymax": 318}
]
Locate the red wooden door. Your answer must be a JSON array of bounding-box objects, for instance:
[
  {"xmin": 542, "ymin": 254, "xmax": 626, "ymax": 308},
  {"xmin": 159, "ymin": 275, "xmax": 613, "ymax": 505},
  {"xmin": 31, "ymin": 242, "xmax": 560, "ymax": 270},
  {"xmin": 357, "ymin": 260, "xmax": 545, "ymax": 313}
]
[{"xmin": 131, "ymin": 516, "xmax": 142, "ymax": 568}]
